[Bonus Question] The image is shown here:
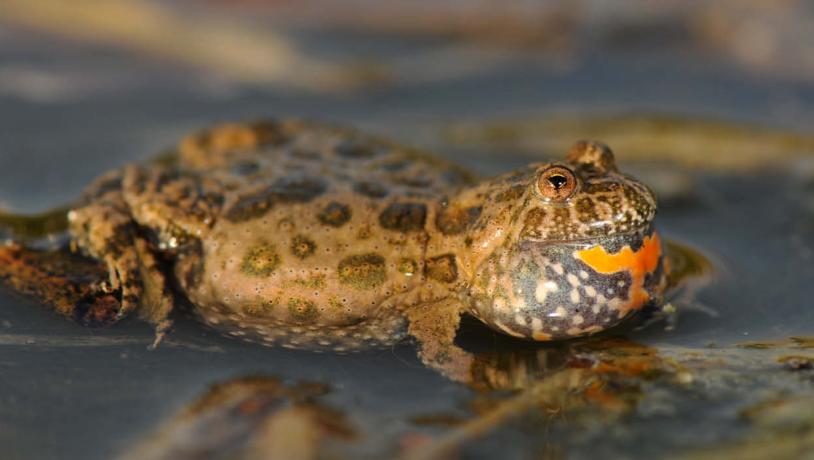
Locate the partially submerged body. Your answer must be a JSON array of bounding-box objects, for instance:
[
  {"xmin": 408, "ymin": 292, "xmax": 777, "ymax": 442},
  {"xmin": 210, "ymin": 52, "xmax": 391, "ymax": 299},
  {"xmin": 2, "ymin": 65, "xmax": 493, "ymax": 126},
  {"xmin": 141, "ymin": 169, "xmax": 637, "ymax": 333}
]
[{"xmin": 1, "ymin": 120, "xmax": 667, "ymax": 380}]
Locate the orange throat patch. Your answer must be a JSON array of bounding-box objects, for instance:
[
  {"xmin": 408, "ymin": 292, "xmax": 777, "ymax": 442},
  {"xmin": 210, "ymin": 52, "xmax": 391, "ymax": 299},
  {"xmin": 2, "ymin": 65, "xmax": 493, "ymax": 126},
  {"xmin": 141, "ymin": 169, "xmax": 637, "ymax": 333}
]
[{"xmin": 574, "ymin": 233, "xmax": 662, "ymax": 315}]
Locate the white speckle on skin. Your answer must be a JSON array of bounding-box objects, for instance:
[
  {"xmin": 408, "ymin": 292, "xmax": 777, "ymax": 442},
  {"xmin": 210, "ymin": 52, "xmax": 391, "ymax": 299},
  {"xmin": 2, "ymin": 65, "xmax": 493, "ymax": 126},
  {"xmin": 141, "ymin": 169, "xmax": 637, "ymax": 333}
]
[
  {"xmin": 608, "ymin": 298, "xmax": 624, "ymax": 314},
  {"xmin": 552, "ymin": 263, "xmax": 564, "ymax": 275},
  {"xmin": 572, "ymin": 314, "xmax": 584, "ymax": 325},
  {"xmin": 531, "ymin": 317, "xmax": 543, "ymax": 331},
  {"xmin": 535, "ymin": 280, "xmax": 558, "ymax": 304},
  {"xmin": 584, "ymin": 285, "xmax": 597, "ymax": 297},
  {"xmin": 551, "ymin": 306, "xmax": 567, "ymax": 318},
  {"xmin": 569, "ymin": 289, "xmax": 580, "ymax": 304},
  {"xmin": 579, "ymin": 270, "xmax": 589, "ymax": 280},
  {"xmin": 567, "ymin": 273, "xmax": 579, "ymax": 287},
  {"xmin": 534, "ymin": 282, "xmax": 548, "ymax": 304},
  {"xmin": 514, "ymin": 314, "xmax": 527, "ymax": 326}
]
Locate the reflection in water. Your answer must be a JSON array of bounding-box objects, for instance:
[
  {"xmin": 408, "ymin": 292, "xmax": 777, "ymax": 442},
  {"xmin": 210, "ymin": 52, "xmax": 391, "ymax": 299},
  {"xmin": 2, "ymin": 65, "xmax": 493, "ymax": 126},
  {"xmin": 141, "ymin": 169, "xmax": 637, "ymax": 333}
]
[
  {"xmin": 663, "ymin": 239, "xmax": 715, "ymax": 292},
  {"xmin": 466, "ymin": 337, "xmax": 667, "ymax": 392},
  {"xmin": 408, "ymin": 334, "xmax": 814, "ymax": 460},
  {"xmin": 637, "ymin": 239, "xmax": 718, "ymax": 332},
  {"xmin": 99, "ymin": 334, "xmax": 814, "ymax": 459},
  {"xmin": 119, "ymin": 377, "xmax": 355, "ymax": 460},
  {"xmin": 402, "ymin": 337, "xmax": 671, "ymax": 460}
]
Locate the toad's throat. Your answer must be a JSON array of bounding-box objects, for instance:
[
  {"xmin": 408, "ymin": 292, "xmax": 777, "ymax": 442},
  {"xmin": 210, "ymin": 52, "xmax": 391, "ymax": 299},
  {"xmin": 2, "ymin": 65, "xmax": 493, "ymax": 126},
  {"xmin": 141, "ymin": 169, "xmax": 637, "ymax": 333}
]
[{"xmin": 574, "ymin": 233, "xmax": 662, "ymax": 314}]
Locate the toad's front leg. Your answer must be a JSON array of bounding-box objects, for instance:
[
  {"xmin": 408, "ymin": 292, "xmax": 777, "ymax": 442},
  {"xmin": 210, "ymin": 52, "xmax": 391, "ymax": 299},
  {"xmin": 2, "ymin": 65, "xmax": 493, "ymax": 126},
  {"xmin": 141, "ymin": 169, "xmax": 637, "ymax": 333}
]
[
  {"xmin": 68, "ymin": 199, "xmax": 174, "ymax": 347},
  {"xmin": 406, "ymin": 297, "xmax": 476, "ymax": 383}
]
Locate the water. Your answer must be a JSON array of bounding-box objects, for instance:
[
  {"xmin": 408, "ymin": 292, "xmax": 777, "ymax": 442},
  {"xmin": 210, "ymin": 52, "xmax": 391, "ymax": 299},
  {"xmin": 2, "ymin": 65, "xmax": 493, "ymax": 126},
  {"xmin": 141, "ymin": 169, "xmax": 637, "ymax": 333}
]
[{"xmin": 0, "ymin": 7, "xmax": 813, "ymax": 459}]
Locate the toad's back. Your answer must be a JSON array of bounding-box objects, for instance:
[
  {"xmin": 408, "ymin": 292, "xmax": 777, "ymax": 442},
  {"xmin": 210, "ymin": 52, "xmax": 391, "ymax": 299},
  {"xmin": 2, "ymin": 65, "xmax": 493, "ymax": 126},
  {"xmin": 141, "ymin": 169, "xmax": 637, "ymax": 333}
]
[{"xmin": 169, "ymin": 121, "xmax": 476, "ymax": 350}]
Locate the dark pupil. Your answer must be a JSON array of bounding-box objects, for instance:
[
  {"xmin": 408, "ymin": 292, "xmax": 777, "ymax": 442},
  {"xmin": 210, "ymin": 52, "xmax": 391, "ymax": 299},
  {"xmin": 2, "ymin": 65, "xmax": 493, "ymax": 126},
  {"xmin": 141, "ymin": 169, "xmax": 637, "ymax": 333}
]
[{"xmin": 547, "ymin": 174, "xmax": 568, "ymax": 190}]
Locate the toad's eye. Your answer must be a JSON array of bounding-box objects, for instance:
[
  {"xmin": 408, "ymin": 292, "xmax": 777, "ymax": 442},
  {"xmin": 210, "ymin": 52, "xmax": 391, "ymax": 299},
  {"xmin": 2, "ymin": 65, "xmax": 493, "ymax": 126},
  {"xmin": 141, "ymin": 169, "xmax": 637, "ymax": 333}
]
[{"xmin": 537, "ymin": 166, "xmax": 578, "ymax": 202}]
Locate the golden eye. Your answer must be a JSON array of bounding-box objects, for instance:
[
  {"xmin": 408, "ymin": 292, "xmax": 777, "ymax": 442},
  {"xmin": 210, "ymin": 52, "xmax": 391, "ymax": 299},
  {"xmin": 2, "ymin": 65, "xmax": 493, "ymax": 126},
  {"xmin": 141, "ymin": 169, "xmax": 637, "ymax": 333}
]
[{"xmin": 537, "ymin": 166, "xmax": 578, "ymax": 201}]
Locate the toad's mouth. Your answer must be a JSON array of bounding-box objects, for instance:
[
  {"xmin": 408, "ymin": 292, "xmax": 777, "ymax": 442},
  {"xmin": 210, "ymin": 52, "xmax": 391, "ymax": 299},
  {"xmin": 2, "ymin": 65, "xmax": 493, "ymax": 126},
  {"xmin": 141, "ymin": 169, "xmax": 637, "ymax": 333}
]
[
  {"xmin": 520, "ymin": 225, "xmax": 658, "ymax": 249},
  {"xmin": 518, "ymin": 225, "xmax": 656, "ymax": 254}
]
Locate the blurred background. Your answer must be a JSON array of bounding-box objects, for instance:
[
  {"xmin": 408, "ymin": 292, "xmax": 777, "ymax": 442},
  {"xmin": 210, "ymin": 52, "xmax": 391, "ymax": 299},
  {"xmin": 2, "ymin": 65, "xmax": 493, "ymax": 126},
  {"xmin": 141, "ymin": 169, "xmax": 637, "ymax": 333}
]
[
  {"xmin": 1, "ymin": 0, "xmax": 813, "ymax": 208},
  {"xmin": 0, "ymin": 1, "xmax": 813, "ymax": 459}
]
